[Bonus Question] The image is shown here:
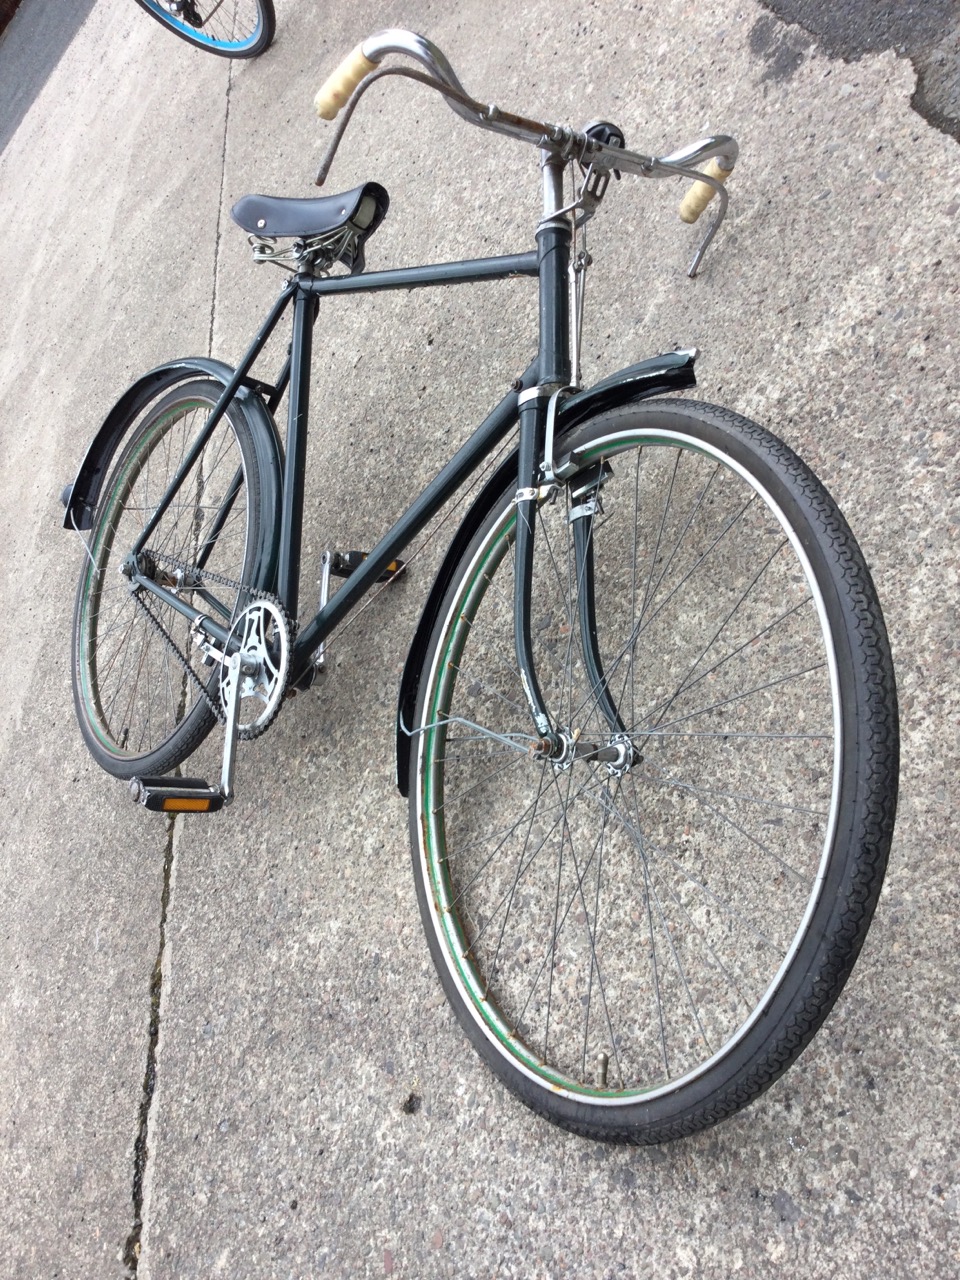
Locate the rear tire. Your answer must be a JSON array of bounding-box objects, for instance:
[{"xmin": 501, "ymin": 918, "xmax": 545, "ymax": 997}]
[
  {"xmin": 408, "ymin": 399, "xmax": 898, "ymax": 1142},
  {"xmin": 72, "ymin": 379, "xmax": 265, "ymax": 780}
]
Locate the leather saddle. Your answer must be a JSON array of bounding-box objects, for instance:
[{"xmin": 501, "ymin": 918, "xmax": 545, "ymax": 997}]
[{"xmin": 231, "ymin": 182, "xmax": 389, "ymax": 274}]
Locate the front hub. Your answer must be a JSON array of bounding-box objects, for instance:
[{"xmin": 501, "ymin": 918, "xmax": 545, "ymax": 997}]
[{"xmin": 537, "ymin": 728, "xmax": 642, "ymax": 776}]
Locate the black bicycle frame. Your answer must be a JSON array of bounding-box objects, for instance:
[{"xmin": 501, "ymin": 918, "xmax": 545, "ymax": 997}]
[{"xmin": 130, "ymin": 174, "xmax": 576, "ymax": 735}]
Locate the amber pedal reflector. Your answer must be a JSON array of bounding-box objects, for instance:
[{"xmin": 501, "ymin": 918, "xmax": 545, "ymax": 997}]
[{"xmin": 161, "ymin": 796, "xmax": 215, "ymax": 812}]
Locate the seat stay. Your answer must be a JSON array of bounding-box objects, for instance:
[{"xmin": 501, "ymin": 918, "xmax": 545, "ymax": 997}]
[
  {"xmin": 195, "ymin": 465, "xmax": 244, "ymax": 575},
  {"xmin": 130, "ymin": 281, "xmax": 296, "ymax": 557}
]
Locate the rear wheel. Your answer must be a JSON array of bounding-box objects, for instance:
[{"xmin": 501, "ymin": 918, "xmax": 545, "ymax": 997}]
[
  {"xmin": 72, "ymin": 380, "xmax": 265, "ymax": 779},
  {"xmin": 409, "ymin": 400, "xmax": 898, "ymax": 1142},
  {"xmin": 133, "ymin": 0, "xmax": 276, "ymax": 58}
]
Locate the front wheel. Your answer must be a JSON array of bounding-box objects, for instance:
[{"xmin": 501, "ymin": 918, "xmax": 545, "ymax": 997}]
[
  {"xmin": 408, "ymin": 400, "xmax": 898, "ymax": 1143},
  {"xmin": 133, "ymin": 0, "xmax": 276, "ymax": 58}
]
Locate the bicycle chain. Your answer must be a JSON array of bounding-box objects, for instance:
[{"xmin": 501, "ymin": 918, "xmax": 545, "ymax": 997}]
[
  {"xmin": 131, "ymin": 552, "xmax": 296, "ymax": 738},
  {"xmin": 131, "ymin": 587, "xmax": 226, "ymax": 724}
]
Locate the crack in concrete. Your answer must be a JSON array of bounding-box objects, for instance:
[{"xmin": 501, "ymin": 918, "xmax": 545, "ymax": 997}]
[
  {"xmin": 208, "ymin": 61, "xmax": 235, "ymax": 358},
  {"xmin": 123, "ymin": 814, "xmax": 177, "ymax": 1275},
  {"xmin": 122, "ymin": 64, "xmax": 235, "ymax": 1271}
]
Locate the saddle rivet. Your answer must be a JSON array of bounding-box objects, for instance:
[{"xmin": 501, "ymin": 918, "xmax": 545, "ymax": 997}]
[{"xmin": 257, "ymin": 219, "xmax": 266, "ymax": 228}]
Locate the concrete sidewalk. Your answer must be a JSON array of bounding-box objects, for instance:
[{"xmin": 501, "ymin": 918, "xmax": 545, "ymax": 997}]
[{"xmin": 1, "ymin": 0, "xmax": 957, "ymax": 1276}]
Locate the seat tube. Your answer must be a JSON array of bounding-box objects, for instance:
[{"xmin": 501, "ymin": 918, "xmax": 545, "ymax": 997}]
[
  {"xmin": 276, "ymin": 282, "xmax": 315, "ymax": 616},
  {"xmin": 513, "ymin": 152, "xmax": 572, "ymax": 743}
]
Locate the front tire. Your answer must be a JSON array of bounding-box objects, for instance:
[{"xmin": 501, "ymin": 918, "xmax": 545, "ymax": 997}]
[{"xmin": 408, "ymin": 400, "xmax": 898, "ymax": 1143}]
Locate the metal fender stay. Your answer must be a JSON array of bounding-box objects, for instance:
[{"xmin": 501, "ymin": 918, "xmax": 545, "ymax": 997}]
[{"xmin": 395, "ymin": 348, "xmax": 698, "ymax": 795}]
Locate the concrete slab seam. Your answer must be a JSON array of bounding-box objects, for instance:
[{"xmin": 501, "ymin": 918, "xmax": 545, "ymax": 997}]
[
  {"xmin": 122, "ymin": 813, "xmax": 177, "ymax": 1276},
  {"xmin": 208, "ymin": 59, "xmax": 236, "ymax": 359}
]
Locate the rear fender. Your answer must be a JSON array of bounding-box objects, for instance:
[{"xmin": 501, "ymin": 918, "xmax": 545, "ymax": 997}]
[
  {"xmin": 395, "ymin": 348, "xmax": 698, "ymax": 795},
  {"xmin": 61, "ymin": 358, "xmax": 284, "ymax": 592},
  {"xmin": 61, "ymin": 358, "xmax": 284, "ymax": 532}
]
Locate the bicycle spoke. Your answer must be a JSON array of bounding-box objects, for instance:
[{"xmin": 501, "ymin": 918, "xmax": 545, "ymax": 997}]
[
  {"xmin": 640, "ymin": 537, "xmax": 791, "ymax": 730},
  {"xmin": 636, "ymin": 592, "xmax": 815, "ymax": 733},
  {"xmin": 571, "ymin": 769, "xmax": 779, "ymax": 952},
  {"xmin": 648, "ymin": 660, "xmax": 828, "ymax": 735},
  {"xmin": 486, "ymin": 765, "xmax": 557, "ymax": 987},
  {"xmin": 546, "ymin": 768, "xmax": 624, "ymax": 1088},
  {"xmin": 643, "ymin": 759, "xmax": 811, "ymax": 883}
]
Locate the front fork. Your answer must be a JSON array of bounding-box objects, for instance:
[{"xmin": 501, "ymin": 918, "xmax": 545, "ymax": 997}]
[
  {"xmin": 513, "ymin": 152, "xmax": 629, "ymax": 765},
  {"xmin": 512, "ymin": 390, "xmax": 555, "ymax": 741},
  {"xmin": 512, "ymin": 392, "xmax": 628, "ymax": 764}
]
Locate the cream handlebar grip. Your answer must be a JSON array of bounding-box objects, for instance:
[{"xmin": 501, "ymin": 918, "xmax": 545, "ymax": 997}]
[
  {"xmin": 314, "ymin": 44, "xmax": 379, "ymax": 120},
  {"xmin": 678, "ymin": 157, "xmax": 733, "ymax": 224}
]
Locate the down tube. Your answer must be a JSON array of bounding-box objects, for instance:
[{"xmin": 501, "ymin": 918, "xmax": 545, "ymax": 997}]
[{"xmin": 290, "ymin": 367, "xmax": 537, "ymax": 681}]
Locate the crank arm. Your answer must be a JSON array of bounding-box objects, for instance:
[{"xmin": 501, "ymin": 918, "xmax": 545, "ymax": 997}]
[
  {"xmin": 129, "ymin": 647, "xmax": 258, "ymax": 813},
  {"xmin": 218, "ymin": 650, "xmax": 252, "ymax": 803}
]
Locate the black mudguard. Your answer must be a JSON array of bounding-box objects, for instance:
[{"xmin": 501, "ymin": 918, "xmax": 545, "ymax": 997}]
[
  {"xmin": 61, "ymin": 356, "xmax": 285, "ymax": 605},
  {"xmin": 395, "ymin": 348, "xmax": 698, "ymax": 795},
  {"xmin": 61, "ymin": 357, "xmax": 284, "ymax": 533}
]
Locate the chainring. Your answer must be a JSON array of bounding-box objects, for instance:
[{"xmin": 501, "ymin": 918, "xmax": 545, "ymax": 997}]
[{"xmin": 218, "ymin": 598, "xmax": 291, "ymax": 739}]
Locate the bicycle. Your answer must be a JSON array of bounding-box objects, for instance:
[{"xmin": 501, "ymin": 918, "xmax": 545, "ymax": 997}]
[
  {"xmin": 62, "ymin": 30, "xmax": 899, "ymax": 1144},
  {"xmin": 133, "ymin": 0, "xmax": 275, "ymax": 57}
]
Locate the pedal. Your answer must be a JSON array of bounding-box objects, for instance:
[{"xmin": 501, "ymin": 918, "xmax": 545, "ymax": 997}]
[
  {"xmin": 129, "ymin": 776, "xmax": 225, "ymax": 813},
  {"xmin": 330, "ymin": 550, "xmax": 406, "ymax": 582},
  {"xmin": 312, "ymin": 549, "xmax": 406, "ymax": 671}
]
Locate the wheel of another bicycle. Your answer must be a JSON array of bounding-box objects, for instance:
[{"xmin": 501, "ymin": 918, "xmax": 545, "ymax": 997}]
[
  {"xmin": 72, "ymin": 379, "xmax": 265, "ymax": 780},
  {"xmin": 408, "ymin": 399, "xmax": 898, "ymax": 1143},
  {"xmin": 133, "ymin": 0, "xmax": 276, "ymax": 58}
]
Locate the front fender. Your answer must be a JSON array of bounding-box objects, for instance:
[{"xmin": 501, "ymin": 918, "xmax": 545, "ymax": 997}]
[
  {"xmin": 553, "ymin": 347, "xmax": 698, "ymax": 435},
  {"xmin": 395, "ymin": 348, "xmax": 698, "ymax": 795},
  {"xmin": 61, "ymin": 358, "xmax": 284, "ymax": 532}
]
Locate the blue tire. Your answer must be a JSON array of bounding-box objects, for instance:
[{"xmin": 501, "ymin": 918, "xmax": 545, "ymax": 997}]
[{"xmin": 133, "ymin": 0, "xmax": 275, "ymax": 58}]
